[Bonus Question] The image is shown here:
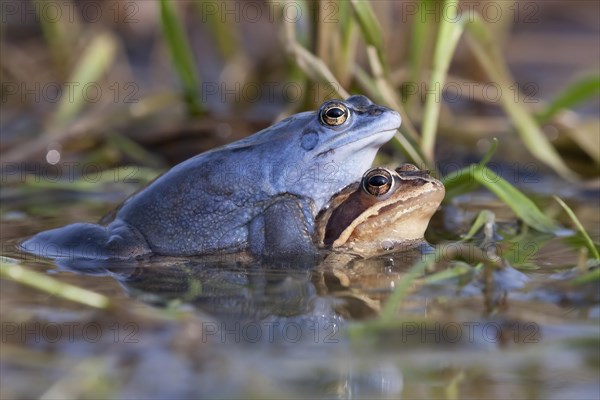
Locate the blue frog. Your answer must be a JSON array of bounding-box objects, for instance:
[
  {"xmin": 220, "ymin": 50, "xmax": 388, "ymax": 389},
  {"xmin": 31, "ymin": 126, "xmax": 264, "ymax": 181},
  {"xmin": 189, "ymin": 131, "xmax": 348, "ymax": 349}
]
[{"xmin": 21, "ymin": 96, "xmax": 401, "ymax": 260}]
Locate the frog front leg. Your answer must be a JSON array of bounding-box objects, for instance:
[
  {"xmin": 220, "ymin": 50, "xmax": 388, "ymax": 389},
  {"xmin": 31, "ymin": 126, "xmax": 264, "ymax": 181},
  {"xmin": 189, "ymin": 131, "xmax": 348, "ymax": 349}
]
[{"xmin": 249, "ymin": 195, "xmax": 318, "ymax": 260}]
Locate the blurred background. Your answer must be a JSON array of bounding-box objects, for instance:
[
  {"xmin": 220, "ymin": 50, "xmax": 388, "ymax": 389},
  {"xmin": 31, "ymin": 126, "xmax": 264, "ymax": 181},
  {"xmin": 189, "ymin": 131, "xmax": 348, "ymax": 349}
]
[
  {"xmin": 1, "ymin": 2, "xmax": 599, "ymax": 399},
  {"xmin": 2, "ymin": 0, "xmax": 598, "ymax": 178}
]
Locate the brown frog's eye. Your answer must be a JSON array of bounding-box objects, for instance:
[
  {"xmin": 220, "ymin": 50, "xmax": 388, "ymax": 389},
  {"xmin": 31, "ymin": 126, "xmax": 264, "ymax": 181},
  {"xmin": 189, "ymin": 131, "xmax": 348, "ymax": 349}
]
[
  {"xmin": 320, "ymin": 103, "xmax": 349, "ymax": 126},
  {"xmin": 362, "ymin": 168, "xmax": 394, "ymax": 196}
]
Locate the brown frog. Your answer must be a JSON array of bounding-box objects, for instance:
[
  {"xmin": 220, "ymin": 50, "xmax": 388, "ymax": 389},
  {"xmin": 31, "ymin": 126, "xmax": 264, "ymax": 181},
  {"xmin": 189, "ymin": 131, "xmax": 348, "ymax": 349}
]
[
  {"xmin": 315, "ymin": 163, "xmax": 445, "ymax": 257},
  {"xmin": 312, "ymin": 163, "xmax": 445, "ymax": 318}
]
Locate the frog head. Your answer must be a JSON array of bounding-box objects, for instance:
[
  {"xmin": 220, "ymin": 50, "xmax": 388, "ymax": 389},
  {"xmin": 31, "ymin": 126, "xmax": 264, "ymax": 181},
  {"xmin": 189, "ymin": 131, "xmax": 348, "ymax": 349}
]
[
  {"xmin": 245, "ymin": 95, "xmax": 401, "ymax": 212},
  {"xmin": 315, "ymin": 164, "xmax": 445, "ymax": 257}
]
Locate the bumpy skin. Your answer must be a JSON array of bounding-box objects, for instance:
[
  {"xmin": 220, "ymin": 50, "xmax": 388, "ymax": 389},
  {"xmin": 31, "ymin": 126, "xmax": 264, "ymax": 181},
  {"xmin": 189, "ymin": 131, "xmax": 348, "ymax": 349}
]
[{"xmin": 21, "ymin": 96, "xmax": 401, "ymax": 260}]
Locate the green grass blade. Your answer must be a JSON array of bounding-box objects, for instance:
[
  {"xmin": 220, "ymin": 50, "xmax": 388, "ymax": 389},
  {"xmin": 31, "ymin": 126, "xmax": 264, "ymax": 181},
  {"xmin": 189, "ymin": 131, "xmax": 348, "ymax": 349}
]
[
  {"xmin": 350, "ymin": 0, "xmax": 393, "ymax": 78},
  {"xmin": 52, "ymin": 33, "xmax": 117, "ymax": 126},
  {"xmin": 554, "ymin": 196, "xmax": 600, "ymax": 260},
  {"xmin": 561, "ymin": 119, "xmax": 600, "ymax": 164},
  {"xmin": 353, "ymin": 64, "xmax": 427, "ymax": 166},
  {"xmin": 442, "ymin": 167, "xmax": 482, "ymax": 199},
  {"xmin": 349, "ymin": 1, "xmax": 426, "ymax": 166},
  {"xmin": 407, "ymin": 0, "xmax": 429, "ymax": 84},
  {"xmin": 424, "ymin": 262, "xmax": 474, "ymax": 284},
  {"xmin": 394, "ymin": 130, "xmax": 428, "ymax": 168},
  {"xmin": 407, "ymin": 0, "xmax": 433, "ymax": 112},
  {"xmin": 0, "ymin": 262, "xmax": 110, "ymax": 309},
  {"xmin": 159, "ymin": 0, "xmax": 203, "ymax": 115},
  {"xmin": 349, "ymin": 0, "xmax": 383, "ymax": 54},
  {"xmin": 379, "ymin": 254, "xmax": 434, "ymax": 323},
  {"xmin": 34, "ymin": 0, "xmax": 74, "ymax": 76},
  {"xmin": 441, "ymin": 138, "xmax": 497, "ymax": 199},
  {"xmin": 479, "ymin": 137, "xmax": 499, "ymax": 166},
  {"xmin": 336, "ymin": 0, "xmax": 358, "ymax": 84},
  {"xmin": 444, "ymin": 145, "xmax": 558, "ymax": 233},
  {"xmin": 537, "ymin": 76, "xmax": 600, "ymax": 124},
  {"xmin": 461, "ymin": 210, "xmax": 496, "ymax": 241},
  {"xmin": 421, "ymin": 0, "xmax": 464, "ymax": 164},
  {"xmin": 445, "ymin": 370, "xmax": 466, "ymax": 400},
  {"xmin": 339, "ymin": 0, "xmax": 355, "ymax": 51},
  {"xmin": 570, "ymin": 268, "xmax": 600, "ymax": 284},
  {"xmin": 286, "ymin": 43, "xmax": 349, "ymax": 99},
  {"xmin": 463, "ymin": 16, "xmax": 578, "ymax": 181},
  {"xmin": 194, "ymin": 1, "xmax": 237, "ymax": 60},
  {"xmin": 351, "ymin": 0, "xmax": 420, "ymax": 144},
  {"xmin": 470, "ymin": 166, "xmax": 558, "ymax": 233}
]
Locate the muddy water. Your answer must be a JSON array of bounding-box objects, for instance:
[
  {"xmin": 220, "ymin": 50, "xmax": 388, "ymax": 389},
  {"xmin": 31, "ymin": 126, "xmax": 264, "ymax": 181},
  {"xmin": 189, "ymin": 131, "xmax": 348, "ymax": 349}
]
[{"xmin": 1, "ymin": 184, "xmax": 598, "ymax": 399}]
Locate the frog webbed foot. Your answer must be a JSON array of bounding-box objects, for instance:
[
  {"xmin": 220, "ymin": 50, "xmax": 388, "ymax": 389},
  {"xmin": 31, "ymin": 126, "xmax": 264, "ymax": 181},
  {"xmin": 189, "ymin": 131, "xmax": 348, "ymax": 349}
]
[
  {"xmin": 21, "ymin": 223, "xmax": 112, "ymax": 260},
  {"xmin": 20, "ymin": 221, "xmax": 150, "ymax": 260}
]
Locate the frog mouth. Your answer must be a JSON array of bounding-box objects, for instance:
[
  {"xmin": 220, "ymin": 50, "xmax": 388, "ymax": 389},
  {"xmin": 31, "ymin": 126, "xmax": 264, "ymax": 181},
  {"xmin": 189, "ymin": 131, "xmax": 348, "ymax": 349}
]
[{"xmin": 316, "ymin": 127, "xmax": 399, "ymax": 157}]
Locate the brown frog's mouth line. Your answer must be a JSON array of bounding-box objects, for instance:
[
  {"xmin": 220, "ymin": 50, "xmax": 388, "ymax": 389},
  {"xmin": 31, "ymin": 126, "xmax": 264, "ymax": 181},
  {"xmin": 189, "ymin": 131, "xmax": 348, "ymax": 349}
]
[
  {"xmin": 373, "ymin": 189, "xmax": 444, "ymax": 215},
  {"xmin": 331, "ymin": 199, "xmax": 443, "ymax": 249},
  {"xmin": 323, "ymin": 181, "xmax": 444, "ymax": 247}
]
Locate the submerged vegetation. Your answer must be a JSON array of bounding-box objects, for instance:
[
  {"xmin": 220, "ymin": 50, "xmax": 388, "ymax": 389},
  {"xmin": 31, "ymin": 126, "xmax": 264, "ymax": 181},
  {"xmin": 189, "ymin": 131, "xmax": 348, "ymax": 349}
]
[{"xmin": 1, "ymin": 0, "xmax": 599, "ymax": 398}]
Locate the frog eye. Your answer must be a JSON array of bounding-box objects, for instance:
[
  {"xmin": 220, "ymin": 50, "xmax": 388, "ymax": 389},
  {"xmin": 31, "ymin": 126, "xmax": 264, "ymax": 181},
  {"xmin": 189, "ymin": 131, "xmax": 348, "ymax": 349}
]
[
  {"xmin": 320, "ymin": 102, "xmax": 349, "ymax": 126},
  {"xmin": 362, "ymin": 168, "xmax": 394, "ymax": 196}
]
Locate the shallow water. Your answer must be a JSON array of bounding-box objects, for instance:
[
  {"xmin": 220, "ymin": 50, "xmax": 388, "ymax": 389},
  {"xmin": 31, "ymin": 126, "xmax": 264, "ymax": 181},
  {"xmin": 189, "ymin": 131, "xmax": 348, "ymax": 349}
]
[{"xmin": 1, "ymin": 183, "xmax": 598, "ymax": 399}]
